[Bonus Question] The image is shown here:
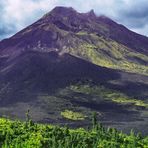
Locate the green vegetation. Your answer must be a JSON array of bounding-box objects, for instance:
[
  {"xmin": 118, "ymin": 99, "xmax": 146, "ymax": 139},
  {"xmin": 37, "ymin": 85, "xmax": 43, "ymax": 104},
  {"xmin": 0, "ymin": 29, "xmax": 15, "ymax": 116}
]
[
  {"xmin": 68, "ymin": 32, "xmax": 148, "ymax": 76},
  {"xmin": 69, "ymin": 84, "xmax": 148, "ymax": 108},
  {"xmin": 0, "ymin": 116, "xmax": 148, "ymax": 148},
  {"xmin": 112, "ymin": 98, "xmax": 147, "ymax": 107},
  {"xmin": 61, "ymin": 110, "xmax": 86, "ymax": 120},
  {"xmin": 76, "ymin": 31, "xmax": 88, "ymax": 35}
]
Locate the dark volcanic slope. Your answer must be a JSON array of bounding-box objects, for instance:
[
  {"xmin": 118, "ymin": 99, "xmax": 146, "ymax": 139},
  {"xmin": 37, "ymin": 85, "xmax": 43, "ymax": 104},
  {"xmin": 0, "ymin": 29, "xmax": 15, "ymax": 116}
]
[
  {"xmin": 0, "ymin": 50, "xmax": 119, "ymax": 96},
  {"xmin": 1, "ymin": 50, "xmax": 147, "ymax": 95},
  {"xmin": 0, "ymin": 7, "xmax": 148, "ymax": 76},
  {"xmin": 0, "ymin": 50, "xmax": 147, "ymax": 133},
  {"xmin": 97, "ymin": 16, "xmax": 148, "ymax": 54},
  {"xmin": 0, "ymin": 7, "xmax": 148, "ymax": 134},
  {"xmin": 0, "ymin": 7, "xmax": 148, "ymax": 54}
]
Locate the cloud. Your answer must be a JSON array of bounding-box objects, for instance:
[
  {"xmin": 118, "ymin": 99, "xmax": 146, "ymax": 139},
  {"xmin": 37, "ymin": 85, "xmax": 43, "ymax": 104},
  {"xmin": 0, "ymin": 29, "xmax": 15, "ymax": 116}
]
[
  {"xmin": 116, "ymin": 0, "xmax": 148, "ymax": 31},
  {"xmin": 0, "ymin": 0, "xmax": 148, "ymax": 40},
  {"xmin": 0, "ymin": 0, "xmax": 58, "ymax": 40},
  {"xmin": 1, "ymin": 0, "xmax": 57, "ymax": 29}
]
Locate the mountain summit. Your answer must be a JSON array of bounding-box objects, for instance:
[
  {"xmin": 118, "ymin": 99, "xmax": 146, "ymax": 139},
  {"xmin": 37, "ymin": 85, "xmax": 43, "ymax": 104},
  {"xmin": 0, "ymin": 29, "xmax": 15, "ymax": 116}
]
[
  {"xmin": 50, "ymin": 6, "xmax": 77, "ymax": 15},
  {"xmin": 1, "ymin": 7, "xmax": 148, "ymax": 55},
  {"xmin": 0, "ymin": 7, "xmax": 148, "ymax": 75},
  {"xmin": 0, "ymin": 7, "xmax": 148, "ymax": 134}
]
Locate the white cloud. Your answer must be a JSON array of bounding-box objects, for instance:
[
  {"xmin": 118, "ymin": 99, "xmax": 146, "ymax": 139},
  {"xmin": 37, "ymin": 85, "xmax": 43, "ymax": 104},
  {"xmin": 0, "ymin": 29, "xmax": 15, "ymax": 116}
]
[
  {"xmin": 0, "ymin": 0, "xmax": 148, "ymax": 39},
  {"xmin": 2, "ymin": 0, "xmax": 58, "ymax": 28}
]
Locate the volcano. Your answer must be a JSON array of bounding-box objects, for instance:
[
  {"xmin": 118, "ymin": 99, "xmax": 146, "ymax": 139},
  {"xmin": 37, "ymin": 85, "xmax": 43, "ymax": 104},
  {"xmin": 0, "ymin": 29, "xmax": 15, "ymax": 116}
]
[{"xmin": 0, "ymin": 6, "xmax": 148, "ymax": 134}]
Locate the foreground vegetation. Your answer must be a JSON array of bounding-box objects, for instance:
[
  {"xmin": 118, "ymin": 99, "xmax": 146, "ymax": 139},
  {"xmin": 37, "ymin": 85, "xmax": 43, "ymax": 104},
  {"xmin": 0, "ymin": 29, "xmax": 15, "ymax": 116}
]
[{"xmin": 0, "ymin": 113, "xmax": 148, "ymax": 148}]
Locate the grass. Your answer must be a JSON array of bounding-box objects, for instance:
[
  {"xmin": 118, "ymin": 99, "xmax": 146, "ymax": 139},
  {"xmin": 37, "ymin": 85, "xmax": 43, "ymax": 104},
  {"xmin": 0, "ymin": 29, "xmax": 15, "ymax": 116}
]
[
  {"xmin": 76, "ymin": 31, "xmax": 88, "ymax": 35},
  {"xmin": 67, "ymin": 32, "xmax": 148, "ymax": 76},
  {"xmin": 112, "ymin": 98, "xmax": 147, "ymax": 107},
  {"xmin": 69, "ymin": 84, "xmax": 148, "ymax": 108},
  {"xmin": 61, "ymin": 110, "xmax": 86, "ymax": 120}
]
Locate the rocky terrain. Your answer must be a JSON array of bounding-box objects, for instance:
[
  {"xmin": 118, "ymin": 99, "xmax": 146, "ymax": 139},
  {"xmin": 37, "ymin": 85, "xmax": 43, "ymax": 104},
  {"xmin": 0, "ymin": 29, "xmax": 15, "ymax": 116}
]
[{"xmin": 0, "ymin": 6, "xmax": 147, "ymax": 134}]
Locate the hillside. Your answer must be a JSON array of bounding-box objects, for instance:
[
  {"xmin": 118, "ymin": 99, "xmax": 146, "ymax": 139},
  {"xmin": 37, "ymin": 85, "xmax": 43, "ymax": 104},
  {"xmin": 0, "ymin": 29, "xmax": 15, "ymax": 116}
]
[
  {"xmin": 0, "ymin": 6, "xmax": 148, "ymax": 134},
  {"xmin": 0, "ymin": 7, "xmax": 148, "ymax": 75}
]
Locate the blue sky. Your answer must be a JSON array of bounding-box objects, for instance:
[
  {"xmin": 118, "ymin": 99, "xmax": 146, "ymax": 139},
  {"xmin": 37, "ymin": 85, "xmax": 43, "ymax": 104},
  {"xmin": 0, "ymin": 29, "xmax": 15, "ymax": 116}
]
[{"xmin": 0, "ymin": 0, "xmax": 148, "ymax": 40}]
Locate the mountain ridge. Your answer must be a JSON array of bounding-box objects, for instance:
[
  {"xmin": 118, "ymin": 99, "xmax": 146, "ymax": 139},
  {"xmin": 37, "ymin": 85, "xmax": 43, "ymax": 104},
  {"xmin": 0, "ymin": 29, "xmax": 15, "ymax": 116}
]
[
  {"xmin": 0, "ymin": 6, "xmax": 148, "ymax": 76},
  {"xmin": 1, "ymin": 7, "xmax": 148, "ymax": 52}
]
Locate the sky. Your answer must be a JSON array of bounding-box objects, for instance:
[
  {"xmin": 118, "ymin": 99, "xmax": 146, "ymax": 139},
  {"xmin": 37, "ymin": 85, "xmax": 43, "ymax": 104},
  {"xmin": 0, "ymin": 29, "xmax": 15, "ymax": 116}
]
[{"xmin": 0, "ymin": 0, "xmax": 148, "ymax": 40}]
